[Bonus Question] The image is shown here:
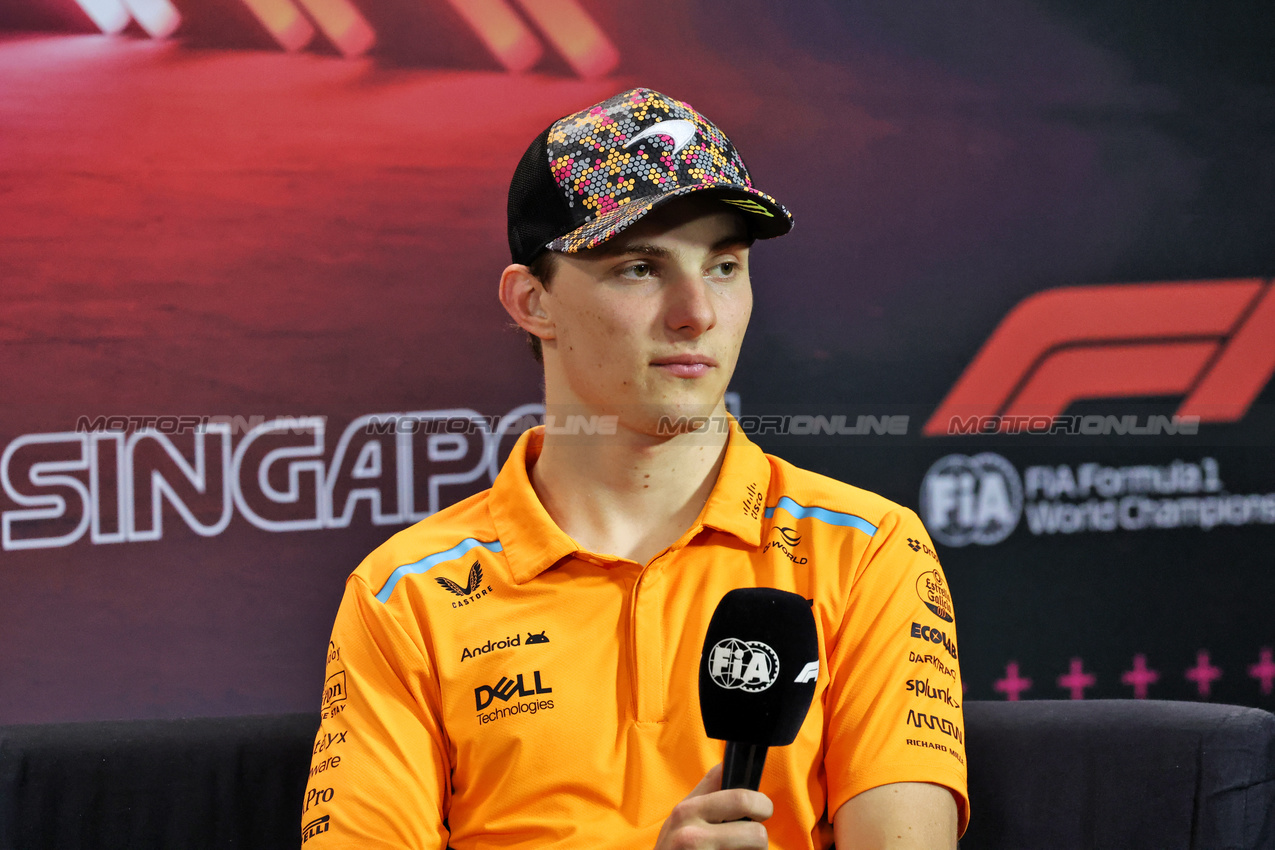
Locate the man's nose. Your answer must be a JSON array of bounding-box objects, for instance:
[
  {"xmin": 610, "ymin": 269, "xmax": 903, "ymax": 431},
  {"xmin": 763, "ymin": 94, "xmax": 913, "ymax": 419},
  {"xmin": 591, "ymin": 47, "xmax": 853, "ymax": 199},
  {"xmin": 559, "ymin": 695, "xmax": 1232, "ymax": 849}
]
[{"xmin": 664, "ymin": 271, "xmax": 717, "ymax": 336}]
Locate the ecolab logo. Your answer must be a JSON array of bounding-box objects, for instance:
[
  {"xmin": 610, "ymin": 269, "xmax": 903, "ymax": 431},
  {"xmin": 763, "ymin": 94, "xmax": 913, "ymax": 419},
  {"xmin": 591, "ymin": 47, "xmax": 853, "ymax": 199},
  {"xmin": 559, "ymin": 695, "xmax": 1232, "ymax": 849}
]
[{"xmin": 923, "ymin": 279, "xmax": 1275, "ymax": 436}]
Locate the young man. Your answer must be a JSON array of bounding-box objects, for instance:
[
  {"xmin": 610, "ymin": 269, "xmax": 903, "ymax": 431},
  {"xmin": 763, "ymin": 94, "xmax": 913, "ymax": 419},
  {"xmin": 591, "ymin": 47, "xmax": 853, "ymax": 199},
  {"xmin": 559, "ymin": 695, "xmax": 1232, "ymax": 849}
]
[{"xmin": 303, "ymin": 88, "xmax": 967, "ymax": 849}]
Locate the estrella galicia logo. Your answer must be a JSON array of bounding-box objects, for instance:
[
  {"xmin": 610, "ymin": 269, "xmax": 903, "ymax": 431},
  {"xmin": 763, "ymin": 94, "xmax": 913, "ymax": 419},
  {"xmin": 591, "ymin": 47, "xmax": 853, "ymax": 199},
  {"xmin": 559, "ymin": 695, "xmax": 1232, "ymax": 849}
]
[
  {"xmin": 915, "ymin": 569, "xmax": 954, "ymax": 623},
  {"xmin": 474, "ymin": 671, "xmax": 553, "ymax": 710},
  {"xmin": 920, "ymin": 453, "xmax": 1023, "ymax": 547},
  {"xmin": 435, "ymin": 561, "xmax": 493, "ymax": 608},
  {"xmin": 707, "ymin": 638, "xmax": 780, "ymax": 692}
]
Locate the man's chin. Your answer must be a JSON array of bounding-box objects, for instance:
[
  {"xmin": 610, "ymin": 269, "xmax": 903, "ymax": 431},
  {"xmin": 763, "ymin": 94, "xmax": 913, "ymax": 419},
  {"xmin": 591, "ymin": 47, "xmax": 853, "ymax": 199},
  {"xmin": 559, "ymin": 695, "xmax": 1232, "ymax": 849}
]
[{"xmin": 620, "ymin": 401, "xmax": 730, "ymax": 440}]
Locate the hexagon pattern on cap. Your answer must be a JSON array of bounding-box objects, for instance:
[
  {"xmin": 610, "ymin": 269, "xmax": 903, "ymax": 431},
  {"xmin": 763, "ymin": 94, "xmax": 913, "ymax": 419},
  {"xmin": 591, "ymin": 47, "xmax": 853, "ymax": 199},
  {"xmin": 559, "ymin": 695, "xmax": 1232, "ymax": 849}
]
[{"xmin": 544, "ymin": 88, "xmax": 792, "ymax": 254}]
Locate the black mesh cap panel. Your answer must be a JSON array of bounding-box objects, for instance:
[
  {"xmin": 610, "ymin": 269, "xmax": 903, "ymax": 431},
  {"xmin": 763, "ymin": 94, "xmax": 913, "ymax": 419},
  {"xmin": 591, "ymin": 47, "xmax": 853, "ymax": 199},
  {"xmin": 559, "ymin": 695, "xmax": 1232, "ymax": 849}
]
[{"xmin": 507, "ymin": 124, "xmax": 575, "ymax": 266}]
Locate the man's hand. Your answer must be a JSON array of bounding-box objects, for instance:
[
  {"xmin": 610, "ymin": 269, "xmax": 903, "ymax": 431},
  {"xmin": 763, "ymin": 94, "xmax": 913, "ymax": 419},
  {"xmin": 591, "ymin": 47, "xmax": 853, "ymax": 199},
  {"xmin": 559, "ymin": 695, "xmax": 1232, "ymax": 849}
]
[{"xmin": 653, "ymin": 763, "xmax": 773, "ymax": 850}]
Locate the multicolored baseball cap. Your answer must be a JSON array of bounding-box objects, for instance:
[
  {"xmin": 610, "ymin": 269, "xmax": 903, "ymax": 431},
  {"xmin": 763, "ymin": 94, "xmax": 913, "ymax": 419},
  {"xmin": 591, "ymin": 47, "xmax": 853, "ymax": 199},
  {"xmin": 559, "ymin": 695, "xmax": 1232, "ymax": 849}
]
[{"xmin": 507, "ymin": 87, "xmax": 793, "ymax": 265}]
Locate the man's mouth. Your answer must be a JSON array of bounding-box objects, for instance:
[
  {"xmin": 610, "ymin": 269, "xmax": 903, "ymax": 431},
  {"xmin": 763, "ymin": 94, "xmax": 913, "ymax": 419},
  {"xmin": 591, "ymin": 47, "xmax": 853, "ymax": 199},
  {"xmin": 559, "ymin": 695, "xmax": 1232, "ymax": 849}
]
[{"xmin": 651, "ymin": 354, "xmax": 718, "ymax": 378}]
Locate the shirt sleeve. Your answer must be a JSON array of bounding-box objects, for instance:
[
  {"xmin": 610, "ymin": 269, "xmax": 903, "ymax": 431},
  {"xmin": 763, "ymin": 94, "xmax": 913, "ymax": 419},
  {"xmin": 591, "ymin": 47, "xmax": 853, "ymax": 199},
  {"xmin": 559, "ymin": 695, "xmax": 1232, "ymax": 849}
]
[
  {"xmin": 822, "ymin": 508, "xmax": 970, "ymax": 836},
  {"xmin": 301, "ymin": 575, "xmax": 452, "ymax": 849}
]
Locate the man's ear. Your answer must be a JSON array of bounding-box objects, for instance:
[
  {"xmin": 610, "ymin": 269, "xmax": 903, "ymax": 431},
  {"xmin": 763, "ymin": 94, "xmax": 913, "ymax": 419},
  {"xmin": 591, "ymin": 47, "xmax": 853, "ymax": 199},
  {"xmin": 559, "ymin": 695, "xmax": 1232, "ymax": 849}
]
[{"xmin": 498, "ymin": 264, "xmax": 555, "ymax": 343}]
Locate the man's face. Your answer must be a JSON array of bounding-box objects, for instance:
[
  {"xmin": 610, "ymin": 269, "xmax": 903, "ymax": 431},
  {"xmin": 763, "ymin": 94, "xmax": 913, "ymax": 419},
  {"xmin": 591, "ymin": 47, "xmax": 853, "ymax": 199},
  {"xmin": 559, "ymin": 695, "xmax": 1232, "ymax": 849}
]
[{"xmin": 538, "ymin": 195, "xmax": 752, "ymax": 436}]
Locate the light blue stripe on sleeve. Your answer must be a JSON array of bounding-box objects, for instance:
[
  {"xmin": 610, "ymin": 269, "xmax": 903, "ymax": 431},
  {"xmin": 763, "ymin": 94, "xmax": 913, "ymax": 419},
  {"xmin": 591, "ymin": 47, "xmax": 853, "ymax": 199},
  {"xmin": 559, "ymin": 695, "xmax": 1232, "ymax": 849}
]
[
  {"xmin": 764, "ymin": 496, "xmax": 878, "ymax": 536},
  {"xmin": 374, "ymin": 538, "xmax": 504, "ymax": 603}
]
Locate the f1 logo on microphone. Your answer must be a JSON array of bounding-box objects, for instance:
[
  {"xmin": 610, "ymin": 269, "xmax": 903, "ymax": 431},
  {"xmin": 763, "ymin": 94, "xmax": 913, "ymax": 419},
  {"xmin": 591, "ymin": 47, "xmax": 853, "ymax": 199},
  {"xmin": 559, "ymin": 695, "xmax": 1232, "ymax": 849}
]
[
  {"xmin": 923, "ymin": 279, "xmax": 1275, "ymax": 435},
  {"xmin": 794, "ymin": 661, "xmax": 820, "ymax": 683}
]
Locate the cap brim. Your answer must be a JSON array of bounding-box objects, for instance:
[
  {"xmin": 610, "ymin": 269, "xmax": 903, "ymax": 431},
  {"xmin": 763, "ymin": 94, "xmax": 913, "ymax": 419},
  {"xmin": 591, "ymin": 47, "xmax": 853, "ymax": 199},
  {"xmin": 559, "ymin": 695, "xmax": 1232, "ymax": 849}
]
[{"xmin": 546, "ymin": 184, "xmax": 793, "ymax": 255}]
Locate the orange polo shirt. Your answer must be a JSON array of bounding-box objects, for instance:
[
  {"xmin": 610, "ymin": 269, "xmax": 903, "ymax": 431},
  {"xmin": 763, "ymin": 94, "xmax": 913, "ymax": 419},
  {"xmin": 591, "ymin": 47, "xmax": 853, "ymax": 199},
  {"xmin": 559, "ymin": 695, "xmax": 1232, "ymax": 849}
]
[{"xmin": 303, "ymin": 422, "xmax": 968, "ymax": 849}]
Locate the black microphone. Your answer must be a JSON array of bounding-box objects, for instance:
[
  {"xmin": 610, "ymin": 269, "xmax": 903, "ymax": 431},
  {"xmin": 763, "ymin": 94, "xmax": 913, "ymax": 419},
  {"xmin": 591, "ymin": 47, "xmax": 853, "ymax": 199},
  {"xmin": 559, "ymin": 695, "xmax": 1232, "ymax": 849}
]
[{"xmin": 698, "ymin": 587, "xmax": 820, "ymax": 790}]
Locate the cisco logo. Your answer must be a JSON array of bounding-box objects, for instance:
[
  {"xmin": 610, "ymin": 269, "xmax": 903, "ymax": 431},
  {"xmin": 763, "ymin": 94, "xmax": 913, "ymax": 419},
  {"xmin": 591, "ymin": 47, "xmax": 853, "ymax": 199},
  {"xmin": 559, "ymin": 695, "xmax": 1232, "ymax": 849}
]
[{"xmin": 920, "ymin": 453, "xmax": 1023, "ymax": 547}]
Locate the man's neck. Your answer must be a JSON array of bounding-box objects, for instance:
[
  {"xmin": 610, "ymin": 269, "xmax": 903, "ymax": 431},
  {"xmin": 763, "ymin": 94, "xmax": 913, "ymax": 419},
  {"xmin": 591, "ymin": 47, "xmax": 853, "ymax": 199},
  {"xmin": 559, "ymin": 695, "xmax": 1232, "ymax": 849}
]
[{"xmin": 528, "ymin": 409, "xmax": 730, "ymax": 566}]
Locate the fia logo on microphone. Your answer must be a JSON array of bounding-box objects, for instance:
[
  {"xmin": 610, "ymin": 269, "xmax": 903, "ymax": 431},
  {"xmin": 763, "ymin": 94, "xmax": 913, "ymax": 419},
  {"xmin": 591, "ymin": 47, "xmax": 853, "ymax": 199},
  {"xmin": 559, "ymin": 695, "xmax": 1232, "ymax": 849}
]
[{"xmin": 708, "ymin": 638, "xmax": 780, "ymax": 692}]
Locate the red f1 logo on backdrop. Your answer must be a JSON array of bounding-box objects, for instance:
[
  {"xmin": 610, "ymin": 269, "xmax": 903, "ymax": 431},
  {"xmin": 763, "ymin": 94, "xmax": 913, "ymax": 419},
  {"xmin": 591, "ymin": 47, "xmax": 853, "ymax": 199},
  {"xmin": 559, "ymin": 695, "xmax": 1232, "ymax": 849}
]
[{"xmin": 922, "ymin": 279, "xmax": 1275, "ymax": 436}]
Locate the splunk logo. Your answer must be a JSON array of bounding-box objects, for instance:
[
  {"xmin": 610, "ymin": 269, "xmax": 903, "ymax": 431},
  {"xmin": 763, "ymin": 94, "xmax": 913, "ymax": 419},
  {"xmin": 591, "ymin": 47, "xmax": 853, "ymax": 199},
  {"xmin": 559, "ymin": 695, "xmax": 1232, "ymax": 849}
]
[
  {"xmin": 905, "ymin": 677, "xmax": 960, "ymax": 708},
  {"xmin": 920, "ymin": 453, "xmax": 1022, "ymax": 547},
  {"xmin": 923, "ymin": 279, "xmax": 1275, "ymax": 436}
]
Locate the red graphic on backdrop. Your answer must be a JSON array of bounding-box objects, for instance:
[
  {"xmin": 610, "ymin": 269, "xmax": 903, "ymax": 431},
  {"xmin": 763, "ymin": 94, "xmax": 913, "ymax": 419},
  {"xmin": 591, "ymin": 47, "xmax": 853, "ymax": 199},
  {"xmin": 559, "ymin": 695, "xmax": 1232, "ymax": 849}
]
[
  {"xmin": 993, "ymin": 661, "xmax": 1032, "ymax": 701},
  {"xmin": 1185, "ymin": 650, "xmax": 1223, "ymax": 697},
  {"xmin": 923, "ymin": 279, "xmax": 1275, "ymax": 436},
  {"xmin": 59, "ymin": 0, "xmax": 618, "ymax": 74},
  {"xmin": 1056, "ymin": 657, "xmax": 1096, "ymax": 700}
]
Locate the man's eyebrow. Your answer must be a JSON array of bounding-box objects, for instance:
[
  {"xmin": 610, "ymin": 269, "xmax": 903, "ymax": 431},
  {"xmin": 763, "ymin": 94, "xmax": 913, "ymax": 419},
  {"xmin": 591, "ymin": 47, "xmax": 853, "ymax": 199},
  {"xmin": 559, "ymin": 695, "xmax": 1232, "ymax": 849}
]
[
  {"xmin": 594, "ymin": 232, "xmax": 751, "ymax": 259},
  {"xmin": 595, "ymin": 243, "xmax": 673, "ymax": 259}
]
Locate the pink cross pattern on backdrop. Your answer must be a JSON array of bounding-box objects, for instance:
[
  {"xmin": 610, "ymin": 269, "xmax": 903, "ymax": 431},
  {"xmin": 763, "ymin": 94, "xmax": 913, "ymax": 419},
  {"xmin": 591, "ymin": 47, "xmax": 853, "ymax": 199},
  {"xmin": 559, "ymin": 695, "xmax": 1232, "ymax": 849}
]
[
  {"xmin": 1121, "ymin": 654, "xmax": 1160, "ymax": 699},
  {"xmin": 1249, "ymin": 648, "xmax": 1275, "ymax": 695},
  {"xmin": 1057, "ymin": 657, "xmax": 1097, "ymax": 700},
  {"xmin": 994, "ymin": 661, "xmax": 1033, "ymax": 701},
  {"xmin": 1185, "ymin": 650, "xmax": 1222, "ymax": 697}
]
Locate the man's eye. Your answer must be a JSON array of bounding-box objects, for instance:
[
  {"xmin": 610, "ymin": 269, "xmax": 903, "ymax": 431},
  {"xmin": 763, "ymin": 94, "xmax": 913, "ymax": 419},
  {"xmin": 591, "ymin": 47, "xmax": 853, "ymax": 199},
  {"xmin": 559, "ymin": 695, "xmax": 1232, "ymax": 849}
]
[
  {"xmin": 621, "ymin": 263, "xmax": 653, "ymax": 279},
  {"xmin": 710, "ymin": 261, "xmax": 737, "ymax": 277}
]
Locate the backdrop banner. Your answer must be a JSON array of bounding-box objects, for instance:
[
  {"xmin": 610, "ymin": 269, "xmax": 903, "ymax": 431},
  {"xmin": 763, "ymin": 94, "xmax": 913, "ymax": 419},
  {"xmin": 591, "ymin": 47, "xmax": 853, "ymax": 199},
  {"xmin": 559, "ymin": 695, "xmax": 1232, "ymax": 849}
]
[{"xmin": 1, "ymin": 0, "xmax": 1272, "ymax": 723}]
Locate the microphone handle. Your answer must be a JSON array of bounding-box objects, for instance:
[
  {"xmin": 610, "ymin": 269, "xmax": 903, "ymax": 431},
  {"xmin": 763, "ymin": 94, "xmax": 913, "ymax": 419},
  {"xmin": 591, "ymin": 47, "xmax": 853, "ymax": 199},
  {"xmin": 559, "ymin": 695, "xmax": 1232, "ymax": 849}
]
[{"xmin": 721, "ymin": 741, "xmax": 768, "ymax": 791}]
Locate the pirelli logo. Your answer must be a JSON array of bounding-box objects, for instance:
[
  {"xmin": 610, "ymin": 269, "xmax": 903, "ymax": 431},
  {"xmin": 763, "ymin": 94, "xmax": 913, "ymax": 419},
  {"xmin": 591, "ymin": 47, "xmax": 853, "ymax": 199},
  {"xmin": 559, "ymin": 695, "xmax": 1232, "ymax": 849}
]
[{"xmin": 924, "ymin": 279, "xmax": 1275, "ymax": 436}]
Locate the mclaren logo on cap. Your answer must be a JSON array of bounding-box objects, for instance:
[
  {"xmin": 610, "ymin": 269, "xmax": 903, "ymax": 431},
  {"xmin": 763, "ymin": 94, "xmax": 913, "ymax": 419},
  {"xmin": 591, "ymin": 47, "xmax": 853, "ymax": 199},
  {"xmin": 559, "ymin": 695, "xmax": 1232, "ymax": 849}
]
[
  {"xmin": 624, "ymin": 119, "xmax": 697, "ymax": 156},
  {"xmin": 720, "ymin": 198, "xmax": 775, "ymax": 217}
]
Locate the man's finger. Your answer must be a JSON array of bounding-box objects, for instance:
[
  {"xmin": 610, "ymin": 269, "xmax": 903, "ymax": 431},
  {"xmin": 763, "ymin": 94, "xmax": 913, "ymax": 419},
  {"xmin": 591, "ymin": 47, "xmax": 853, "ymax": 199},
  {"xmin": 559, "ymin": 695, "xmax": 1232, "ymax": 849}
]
[
  {"xmin": 682, "ymin": 762, "xmax": 724, "ymax": 799},
  {"xmin": 689, "ymin": 787, "xmax": 774, "ymax": 825}
]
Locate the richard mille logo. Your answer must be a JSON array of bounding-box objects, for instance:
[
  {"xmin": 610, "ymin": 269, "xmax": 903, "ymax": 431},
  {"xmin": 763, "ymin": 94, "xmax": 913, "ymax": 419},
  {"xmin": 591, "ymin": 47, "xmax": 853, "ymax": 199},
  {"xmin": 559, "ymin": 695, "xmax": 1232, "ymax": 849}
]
[{"xmin": 435, "ymin": 562, "xmax": 493, "ymax": 608}]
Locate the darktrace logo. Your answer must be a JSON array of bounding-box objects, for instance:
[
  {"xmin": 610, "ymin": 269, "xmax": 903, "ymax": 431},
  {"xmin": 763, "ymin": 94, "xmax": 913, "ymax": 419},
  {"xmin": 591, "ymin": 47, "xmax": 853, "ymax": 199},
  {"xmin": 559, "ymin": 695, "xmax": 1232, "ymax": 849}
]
[
  {"xmin": 763, "ymin": 526, "xmax": 807, "ymax": 564},
  {"xmin": 915, "ymin": 569, "xmax": 954, "ymax": 623},
  {"xmin": 460, "ymin": 630, "xmax": 550, "ymax": 662},
  {"xmin": 474, "ymin": 671, "xmax": 553, "ymax": 710},
  {"xmin": 906, "ymin": 537, "xmax": 940, "ymax": 562},
  {"xmin": 920, "ymin": 453, "xmax": 1023, "ymax": 547},
  {"xmin": 906, "ymin": 677, "xmax": 961, "ymax": 708},
  {"xmin": 707, "ymin": 638, "xmax": 780, "ymax": 692},
  {"xmin": 910, "ymin": 650, "xmax": 957, "ymax": 680},
  {"xmin": 910, "ymin": 622, "xmax": 958, "ymax": 660},
  {"xmin": 435, "ymin": 561, "xmax": 493, "ymax": 608}
]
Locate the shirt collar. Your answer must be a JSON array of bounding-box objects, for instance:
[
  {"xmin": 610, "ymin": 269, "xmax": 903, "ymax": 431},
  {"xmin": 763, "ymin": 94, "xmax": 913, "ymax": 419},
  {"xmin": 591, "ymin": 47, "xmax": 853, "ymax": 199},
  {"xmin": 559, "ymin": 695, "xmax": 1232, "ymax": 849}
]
[
  {"xmin": 696, "ymin": 415, "xmax": 770, "ymax": 549},
  {"xmin": 488, "ymin": 417, "xmax": 772, "ymax": 584}
]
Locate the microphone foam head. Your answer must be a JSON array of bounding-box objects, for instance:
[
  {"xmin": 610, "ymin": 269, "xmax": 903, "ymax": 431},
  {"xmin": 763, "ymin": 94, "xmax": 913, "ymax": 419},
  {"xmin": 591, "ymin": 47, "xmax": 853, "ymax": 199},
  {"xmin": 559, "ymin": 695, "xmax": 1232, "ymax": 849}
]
[{"xmin": 698, "ymin": 587, "xmax": 819, "ymax": 746}]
